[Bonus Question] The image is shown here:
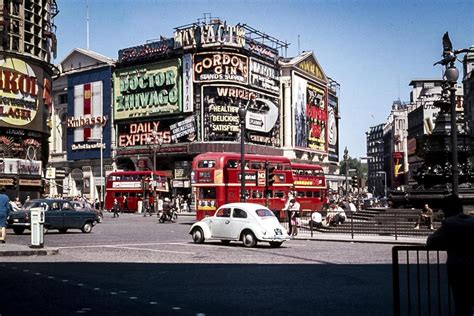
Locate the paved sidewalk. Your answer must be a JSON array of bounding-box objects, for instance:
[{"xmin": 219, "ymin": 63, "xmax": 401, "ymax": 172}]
[{"xmin": 0, "ymin": 242, "xmax": 59, "ymax": 257}]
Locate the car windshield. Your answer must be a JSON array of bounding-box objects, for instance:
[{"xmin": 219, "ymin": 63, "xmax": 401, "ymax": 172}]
[
  {"xmin": 22, "ymin": 201, "xmax": 48, "ymax": 210},
  {"xmin": 255, "ymin": 209, "xmax": 274, "ymax": 217}
]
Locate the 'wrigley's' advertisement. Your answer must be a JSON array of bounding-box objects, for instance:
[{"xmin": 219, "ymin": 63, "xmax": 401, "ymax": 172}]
[{"xmin": 202, "ymin": 85, "xmax": 280, "ymax": 146}]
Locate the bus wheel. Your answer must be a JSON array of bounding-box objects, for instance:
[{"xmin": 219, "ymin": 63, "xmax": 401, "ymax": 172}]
[
  {"xmin": 192, "ymin": 228, "xmax": 204, "ymax": 244},
  {"xmin": 242, "ymin": 231, "xmax": 257, "ymax": 248}
]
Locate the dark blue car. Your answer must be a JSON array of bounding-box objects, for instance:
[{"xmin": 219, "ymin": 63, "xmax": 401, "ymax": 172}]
[{"xmin": 7, "ymin": 199, "xmax": 97, "ymax": 235}]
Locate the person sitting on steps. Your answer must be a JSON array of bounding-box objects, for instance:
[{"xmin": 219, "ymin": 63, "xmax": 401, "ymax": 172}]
[{"xmin": 415, "ymin": 203, "xmax": 434, "ymax": 230}]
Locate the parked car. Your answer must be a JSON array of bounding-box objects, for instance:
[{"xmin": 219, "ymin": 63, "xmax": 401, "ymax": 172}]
[
  {"xmin": 7, "ymin": 199, "xmax": 97, "ymax": 234},
  {"xmin": 68, "ymin": 200, "xmax": 103, "ymax": 223},
  {"xmin": 189, "ymin": 202, "xmax": 290, "ymax": 248}
]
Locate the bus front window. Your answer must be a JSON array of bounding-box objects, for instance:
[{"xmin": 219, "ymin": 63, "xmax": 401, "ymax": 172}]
[{"xmin": 199, "ymin": 188, "xmax": 216, "ymax": 199}]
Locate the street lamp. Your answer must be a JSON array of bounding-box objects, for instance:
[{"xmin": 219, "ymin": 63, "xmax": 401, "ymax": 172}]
[
  {"xmin": 377, "ymin": 171, "xmax": 387, "ymax": 198},
  {"xmin": 238, "ymin": 103, "xmax": 247, "ymax": 202},
  {"xmin": 87, "ymin": 135, "xmax": 104, "ymax": 210},
  {"xmin": 146, "ymin": 128, "xmax": 163, "ymax": 214},
  {"xmin": 343, "ymin": 147, "xmax": 349, "ymax": 197}
]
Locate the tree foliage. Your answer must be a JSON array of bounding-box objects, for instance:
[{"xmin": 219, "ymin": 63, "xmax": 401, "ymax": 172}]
[{"xmin": 339, "ymin": 157, "xmax": 368, "ymax": 178}]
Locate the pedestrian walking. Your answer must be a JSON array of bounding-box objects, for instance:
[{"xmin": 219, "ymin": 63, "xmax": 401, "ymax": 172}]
[
  {"xmin": 0, "ymin": 186, "xmax": 13, "ymax": 243},
  {"xmin": 112, "ymin": 198, "xmax": 120, "ymax": 218},
  {"xmin": 122, "ymin": 196, "xmax": 128, "ymax": 213},
  {"xmin": 143, "ymin": 195, "xmax": 151, "ymax": 217},
  {"xmin": 288, "ymin": 198, "xmax": 300, "ymax": 236}
]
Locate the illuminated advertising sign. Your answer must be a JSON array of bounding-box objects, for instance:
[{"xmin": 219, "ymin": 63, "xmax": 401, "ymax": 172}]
[
  {"xmin": 0, "ymin": 55, "xmax": 51, "ymax": 133},
  {"xmin": 327, "ymin": 94, "xmax": 339, "ymax": 162},
  {"xmin": 194, "ymin": 53, "xmax": 248, "ymax": 84},
  {"xmin": 114, "ymin": 59, "xmax": 181, "ymax": 120},
  {"xmin": 174, "ymin": 21, "xmax": 245, "ymax": 50},
  {"xmin": 0, "ymin": 133, "xmax": 43, "ymax": 161},
  {"xmin": 118, "ymin": 38, "xmax": 174, "ymax": 63},
  {"xmin": 293, "ymin": 75, "xmax": 327, "ymax": 152},
  {"xmin": 245, "ymin": 39, "xmax": 278, "ymax": 61},
  {"xmin": 117, "ymin": 116, "xmax": 196, "ymax": 148},
  {"xmin": 202, "ymin": 85, "xmax": 280, "ymax": 146},
  {"xmin": 249, "ymin": 58, "xmax": 279, "ymax": 94},
  {"xmin": 393, "ymin": 151, "xmax": 405, "ymax": 186},
  {"xmin": 182, "ymin": 54, "xmax": 194, "ymax": 113},
  {"xmin": 67, "ymin": 68, "xmax": 112, "ymax": 161}
]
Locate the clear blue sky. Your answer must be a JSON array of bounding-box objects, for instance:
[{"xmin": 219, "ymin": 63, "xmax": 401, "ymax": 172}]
[{"xmin": 55, "ymin": 0, "xmax": 474, "ymax": 159}]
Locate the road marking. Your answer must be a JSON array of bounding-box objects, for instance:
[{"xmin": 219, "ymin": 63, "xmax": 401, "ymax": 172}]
[
  {"xmin": 57, "ymin": 242, "xmax": 191, "ymax": 249},
  {"xmin": 111, "ymin": 246, "xmax": 195, "ymax": 255}
]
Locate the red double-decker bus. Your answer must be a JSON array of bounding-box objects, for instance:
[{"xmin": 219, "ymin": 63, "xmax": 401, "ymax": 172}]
[
  {"xmin": 191, "ymin": 152, "xmax": 294, "ymax": 220},
  {"xmin": 291, "ymin": 163, "xmax": 327, "ymax": 213},
  {"xmin": 104, "ymin": 171, "xmax": 169, "ymax": 212}
]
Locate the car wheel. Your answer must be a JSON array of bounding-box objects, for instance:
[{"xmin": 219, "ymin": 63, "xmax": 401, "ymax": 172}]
[
  {"xmin": 269, "ymin": 241, "xmax": 283, "ymax": 248},
  {"xmin": 242, "ymin": 231, "xmax": 257, "ymax": 248},
  {"xmin": 192, "ymin": 227, "xmax": 204, "ymax": 244},
  {"xmin": 58, "ymin": 228, "xmax": 68, "ymax": 234},
  {"xmin": 81, "ymin": 222, "xmax": 93, "ymax": 233},
  {"xmin": 13, "ymin": 227, "xmax": 25, "ymax": 235},
  {"xmin": 221, "ymin": 240, "xmax": 231, "ymax": 245}
]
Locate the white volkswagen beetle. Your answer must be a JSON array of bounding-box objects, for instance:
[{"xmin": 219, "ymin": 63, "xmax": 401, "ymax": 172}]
[{"xmin": 189, "ymin": 202, "xmax": 290, "ymax": 248}]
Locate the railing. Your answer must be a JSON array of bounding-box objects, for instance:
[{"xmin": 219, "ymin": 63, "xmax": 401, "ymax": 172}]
[
  {"xmin": 392, "ymin": 246, "xmax": 452, "ymax": 316},
  {"xmin": 279, "ymin": 208, "xmax": 440, "ymax": 240}
]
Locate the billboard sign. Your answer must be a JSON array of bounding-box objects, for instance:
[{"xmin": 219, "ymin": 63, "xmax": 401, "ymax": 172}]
[
  {"xmin": 118, "ymin": 38, "xmax": 174, "ymax": 63},
  {"xmin": 174, "ymin": 21, "xmax": 245, "ymax": 50},
  {"xmin": 67, "ymin": 67, "xmax": 112, "ymax": 160},
  {"xmin": 0, "ymin": 55, "xmax": 51, "ymax": 134},
  {"xmin": 114, "ymin": 59, "xmax": 181, "ymax": 120},
  {"xmin": 202, "ymin": 85, "xmax": 280, "ymax": 146},
  {"xmin": 193, "ymin": 52, "xmax": 248, "ymax": 84},
  {"xmin": 249, "ymin": 58, "xmax": 279, "ymax": 94},
  {"xmin": 327, "ymin": 94, "xmax": 339, "ymax": 162}
]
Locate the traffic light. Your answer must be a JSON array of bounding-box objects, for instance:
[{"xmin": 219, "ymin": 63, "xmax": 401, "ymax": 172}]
[
  {"xmin": 266, "ymin": 165, "xmax": 276, "ymax": 187},
  {"xmin": 351, "ymin": 175, "xmax": 359, "ymax": 188}
]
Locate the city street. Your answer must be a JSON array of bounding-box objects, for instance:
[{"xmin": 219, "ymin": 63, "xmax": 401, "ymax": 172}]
[{"xmin": 0, "ymin": 213, "xmax": 396, "ymax": 315}]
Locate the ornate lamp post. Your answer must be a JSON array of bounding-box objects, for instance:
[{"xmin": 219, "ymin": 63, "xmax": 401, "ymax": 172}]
[
  {"xmin": 434, "ymin": 32, "xmax": 469, "ymax": 198},
  {"xmin": 238, "ymin": 104, "xmax": 247, "ymax": 202},
  {"xmin": 343, "ymin": 147, "xmax": 349, "ymax": 197}
]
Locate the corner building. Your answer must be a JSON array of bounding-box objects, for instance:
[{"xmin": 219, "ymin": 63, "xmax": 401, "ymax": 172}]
[
  {"xmin": 0, "ymin": 0, "xmax": 58, "ymax": 200},
  {"xmin": 112, "ymin": 19, "xmax": 340, "ymax": 199}
]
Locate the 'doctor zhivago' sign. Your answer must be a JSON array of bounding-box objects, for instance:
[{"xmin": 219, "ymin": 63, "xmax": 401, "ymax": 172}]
[{"xmin": 113, "ymin": 59, "xmax": 182, "ymax": 120}]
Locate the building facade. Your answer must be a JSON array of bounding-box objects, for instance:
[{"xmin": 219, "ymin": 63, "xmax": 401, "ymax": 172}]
[
  {"xmin": 0, "ymin": 0, "xmax": 57, "ymax": 200},
  {"xmin": 48, "ymin": 18, "xmax": 341, "ymax": 204},
  {"xmin": 366, "ymin": 124, "xmax": 384, "ymax": 196},
  {"xmin": 48, "ymin": 49, "xmax": 114, "ymax": 201}
]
